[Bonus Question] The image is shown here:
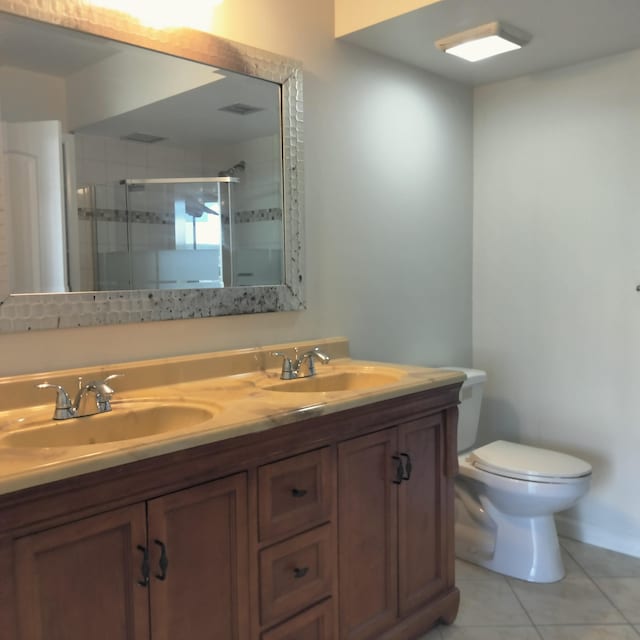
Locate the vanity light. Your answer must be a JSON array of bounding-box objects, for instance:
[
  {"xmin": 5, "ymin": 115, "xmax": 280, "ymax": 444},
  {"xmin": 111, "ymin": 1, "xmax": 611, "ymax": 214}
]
[
  {"xmin": 85, "ymin": 0, "xmax": 223, "ymax": 29},
  {"xmin": 435, "ymin": 21, "xmax": 530, "ymax": 62}
]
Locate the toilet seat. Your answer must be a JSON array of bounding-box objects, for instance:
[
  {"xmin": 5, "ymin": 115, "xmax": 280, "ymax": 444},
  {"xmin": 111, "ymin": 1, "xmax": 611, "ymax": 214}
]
[{"xmin": 468, "ymin": 440, "xmax": 592, "ymax": 483}]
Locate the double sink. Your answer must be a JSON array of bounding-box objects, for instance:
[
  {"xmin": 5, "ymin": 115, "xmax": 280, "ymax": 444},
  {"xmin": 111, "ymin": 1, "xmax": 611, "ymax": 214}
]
[{"xmin": 1, "ymin": 367, "xmax": 407, "ymax": 450}]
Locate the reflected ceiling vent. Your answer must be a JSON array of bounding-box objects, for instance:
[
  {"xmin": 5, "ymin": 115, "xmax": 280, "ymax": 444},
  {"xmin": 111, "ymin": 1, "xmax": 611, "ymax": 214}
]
[
  {"xmin": 218, "ymin": 103, "xmax": 264, "ymax": 116},
  {"xmin": 121, "ymin": 132, "xmax": 166, "ymax": 143}
]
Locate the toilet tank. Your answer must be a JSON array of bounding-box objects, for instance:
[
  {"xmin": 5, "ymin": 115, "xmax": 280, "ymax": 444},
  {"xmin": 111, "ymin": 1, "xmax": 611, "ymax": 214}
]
[{"xmin": 441, "ymin": 367, "xmax": 487, "ymax": 452}]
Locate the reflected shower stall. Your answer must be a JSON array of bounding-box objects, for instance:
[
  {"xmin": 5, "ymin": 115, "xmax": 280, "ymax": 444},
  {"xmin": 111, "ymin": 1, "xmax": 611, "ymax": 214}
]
[{"xmin": 89, "ymin": 177, "xmax": 237, "ymax": 291}]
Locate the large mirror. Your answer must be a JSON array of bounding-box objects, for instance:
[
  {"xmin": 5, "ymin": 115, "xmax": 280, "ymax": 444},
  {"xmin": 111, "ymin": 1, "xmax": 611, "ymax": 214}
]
[{"xmin": 0, "ymin": 2, "xmax": 304, "ymax": 332}]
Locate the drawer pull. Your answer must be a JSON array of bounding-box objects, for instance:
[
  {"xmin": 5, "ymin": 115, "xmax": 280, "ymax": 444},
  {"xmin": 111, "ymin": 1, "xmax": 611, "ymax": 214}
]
[
  {"xmin": 137, "ymin": 544, "xmax": 150, "ymax": 587},
  {"xmin": 291, "ymin": 488, "xmax": 308, "ymax": 498},
  {"xmin": 293, "ymin": 566, "xmax": 309, "ymax": 579},
  {"xmin": 154, "ymin": 539, "xmax": 169, "ymax": 581}
]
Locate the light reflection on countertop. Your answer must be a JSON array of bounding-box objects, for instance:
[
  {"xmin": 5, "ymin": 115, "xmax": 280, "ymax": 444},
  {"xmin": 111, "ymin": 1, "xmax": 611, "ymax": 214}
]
[{"xmin": 0, "ymin": 338, "xmax": 464, "ymax": 496}]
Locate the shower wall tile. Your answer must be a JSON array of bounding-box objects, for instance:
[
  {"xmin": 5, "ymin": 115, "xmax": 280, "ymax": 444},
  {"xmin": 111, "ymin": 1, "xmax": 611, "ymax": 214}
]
[
  {"xmin": 106, "ymin": 162, "xmax": 128, "ymax": 185},
  {"xmin": 81, "ymin": 135, "xmax": 106, "ymax": 161},
  {"xmin": 125, "ymin": 140, "xmax": 147, "ymax": 166},
  {"xmin": 78, "ymin": 219, "xmax": 95, "ymax": 291},
  {"xmin": 81, "ymin": 159, "xmax": 107, "ymax": 185},
  {"xmin": 104, "ymin": 137, "xmax": 121, "ymax": 163},
  {"xmin": 75, "ymin": 133, "xmax": 212, "ymax": 187}
]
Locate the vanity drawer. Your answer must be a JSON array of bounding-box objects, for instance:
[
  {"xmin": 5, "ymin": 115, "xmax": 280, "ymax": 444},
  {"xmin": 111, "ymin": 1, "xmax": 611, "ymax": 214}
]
[
  {"xmin": 258, "ymin": 448, "xmax": 332, "ymax": 542},
  {"xmin": 261, "ymin": 598, "xmax": 334, "ymax": 640},
  {"xmin": 259, "ymin": 525, "xmax": 333, "ymax": 626}
]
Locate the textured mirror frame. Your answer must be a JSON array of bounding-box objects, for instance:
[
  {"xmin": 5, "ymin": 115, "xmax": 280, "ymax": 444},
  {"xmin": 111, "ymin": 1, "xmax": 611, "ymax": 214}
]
[{"xmin": 0, "ymin": 0, "xmax": 304, "ymax": 332}]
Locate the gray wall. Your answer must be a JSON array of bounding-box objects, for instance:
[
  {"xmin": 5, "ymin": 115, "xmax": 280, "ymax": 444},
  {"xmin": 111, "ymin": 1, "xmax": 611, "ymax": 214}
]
[{"xmin": 473, "ymin": 50, "xmax": 640, "ymax": 557}]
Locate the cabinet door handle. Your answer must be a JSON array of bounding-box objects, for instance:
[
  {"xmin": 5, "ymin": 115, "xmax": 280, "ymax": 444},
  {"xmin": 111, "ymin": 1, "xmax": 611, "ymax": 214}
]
[
  {"xmin": 400, "ymin": 453, "xmax": 413, "ymax": 481},
  {"xmin": 293, "ymin": 566, "xmax": 309, "ymax": 578},
  {"xmin": 154, "ymin": 539, "xmax": 169, "ymax": 581},
  {"xmin": 392, "ymin": 455, "xmax": 404, "ymax": 484},
  {"xmin": 137, "ymin": 544, "xmax": 150, "ymax": 587},
  {"xmin": 291, "ymin": 488, "xmax": 308, "ymax": 498}
]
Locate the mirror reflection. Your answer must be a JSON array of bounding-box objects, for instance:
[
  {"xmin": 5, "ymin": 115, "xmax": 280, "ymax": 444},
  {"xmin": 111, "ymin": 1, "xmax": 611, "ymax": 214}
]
[{"xmin": 0, "ymin": 12, "xmax": 284, "ymax": 295}]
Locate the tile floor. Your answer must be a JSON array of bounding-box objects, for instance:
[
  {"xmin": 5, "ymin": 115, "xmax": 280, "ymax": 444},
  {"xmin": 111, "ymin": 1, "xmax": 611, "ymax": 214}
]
[{"xmin": 421, "ymin": 537, "xmax": 640, "ymax": 640}]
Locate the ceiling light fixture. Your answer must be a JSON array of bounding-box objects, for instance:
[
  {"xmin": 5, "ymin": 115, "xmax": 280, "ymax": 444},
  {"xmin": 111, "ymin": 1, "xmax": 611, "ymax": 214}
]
[{"xmin": 435, "ymin": 21, "xmax": 531, "ymax": 63}]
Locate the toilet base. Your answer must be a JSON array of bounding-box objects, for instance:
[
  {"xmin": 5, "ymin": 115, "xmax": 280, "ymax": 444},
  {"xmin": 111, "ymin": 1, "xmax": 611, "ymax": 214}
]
[{"xmin": 456, "ymin": 504, "xmax": 565, "ymax": 583}]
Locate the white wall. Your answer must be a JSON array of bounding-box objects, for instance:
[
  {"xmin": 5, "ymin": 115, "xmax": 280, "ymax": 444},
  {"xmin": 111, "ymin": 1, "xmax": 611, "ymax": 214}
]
[
  {"xmin": 473, "ymin": 50, "xmax": 640, "ymax": 557},
  {"xmin": 0, "ymin": 67, "xmax": 66, "ymax": 126},
  {"xmin": 0, "ymin": 0, "xmax": 473, "ymax": 376}
]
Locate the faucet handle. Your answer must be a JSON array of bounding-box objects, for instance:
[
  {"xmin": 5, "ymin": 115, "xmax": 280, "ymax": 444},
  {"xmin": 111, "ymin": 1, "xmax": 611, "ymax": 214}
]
[
  {"xmin": 96, "ymin": 373, "xmax": 123, "ymax": 395},
  {"xmin": 302, "ymin": 347, "xmax": 331, "ymax": 364},
  {"xmin": 94, "ymin": 373, "xmax": 123, "ymax": 412},
  {"xmin": 36, "ymin": 382, "xmax": 75, "ymax": 420},
  {"xmin": 102, "ymin": 373, "xmax": 123, "ymax": 386},
  {"xmin": 271, "ymin": 351, "xmax": 294, "ymax": 380},
  {"xmin": 295, "ymin": 347, "xmax": 331, "ymax": 378}
]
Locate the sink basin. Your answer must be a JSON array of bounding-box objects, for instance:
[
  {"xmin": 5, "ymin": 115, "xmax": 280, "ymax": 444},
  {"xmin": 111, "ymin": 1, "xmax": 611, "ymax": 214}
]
[
  {"xmin": 3, "ymin": 402, "xmax": 215, "ymax": 448},
  {"xmin": 264, "ymin": 371, "xmax": 404, "ymax": 393}
]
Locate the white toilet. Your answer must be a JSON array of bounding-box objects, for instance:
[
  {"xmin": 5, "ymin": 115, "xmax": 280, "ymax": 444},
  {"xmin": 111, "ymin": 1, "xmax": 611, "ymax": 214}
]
[{"xmin": 447, "ymin": 368, "xmax": 592, "ymax": 583}]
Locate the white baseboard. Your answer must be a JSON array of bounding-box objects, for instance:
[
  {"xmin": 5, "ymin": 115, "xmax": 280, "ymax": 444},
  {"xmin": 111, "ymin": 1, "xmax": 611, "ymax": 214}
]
[{"xmin": 556, "ymin": 514, "xmax": 640, "ymax": 559}]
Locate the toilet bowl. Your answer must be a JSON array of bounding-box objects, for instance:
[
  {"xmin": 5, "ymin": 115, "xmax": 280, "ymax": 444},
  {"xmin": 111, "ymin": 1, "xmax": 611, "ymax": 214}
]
[{"xmin": 444, "ymin": 368, "xmax": 592, "ymax": 583}]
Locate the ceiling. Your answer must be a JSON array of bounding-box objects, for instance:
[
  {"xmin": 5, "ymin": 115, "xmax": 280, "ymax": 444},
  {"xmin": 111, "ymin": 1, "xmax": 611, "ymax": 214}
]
[
  {"xmin": 0, "ymin": 13, "xmax": 121, "ymax": 75},
  {"xmin": 0, "ymin": 13, "xmax": 280, "ymax": 147},
  {"xmin": 77, "ymin": 73, "xmax": 280, "ymax": 146},
  {"xmin": 339, "ymin": 0, "xmax": 640, "ymax": 86}
]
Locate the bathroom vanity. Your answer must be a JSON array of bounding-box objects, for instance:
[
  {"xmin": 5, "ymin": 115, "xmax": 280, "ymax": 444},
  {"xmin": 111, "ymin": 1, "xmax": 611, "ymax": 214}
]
[{"xmin": 0, "ymin": 339, "xmax": 463, "ymax": 640}]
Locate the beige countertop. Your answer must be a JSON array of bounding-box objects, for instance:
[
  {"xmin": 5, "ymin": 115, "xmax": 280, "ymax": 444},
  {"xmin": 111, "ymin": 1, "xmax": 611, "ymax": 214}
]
[{"xmin": 0, "ymin": 338, "xmax": 464, "ymax": 496}]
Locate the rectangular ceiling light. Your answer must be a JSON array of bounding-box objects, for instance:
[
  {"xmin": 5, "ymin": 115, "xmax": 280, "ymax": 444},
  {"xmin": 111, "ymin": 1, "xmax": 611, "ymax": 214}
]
[{"xmin": 435, "ymin": 21, "xmax": 530, "ymax": 62}]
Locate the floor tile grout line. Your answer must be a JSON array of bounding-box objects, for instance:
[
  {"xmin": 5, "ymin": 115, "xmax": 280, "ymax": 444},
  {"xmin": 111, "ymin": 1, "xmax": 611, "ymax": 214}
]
[
  {"xmin": 558, "ymin": 537, "xmax": 591, "ymax": 576},
  {"xmin": 453, "ymin": 539, "xmax": 640, "ymax": 637},
  {"xmin": 560, "ymin": 536, "xmax": 640, "ymax": 580},
  {"xmin": 535, "ymin": 623, "xmax": 640, "ymax": 628},
  {"xmin": 587, "ymin": 573, "xmax": 637, "ymax": 625},
  {"xmin": 561, "ymin": 537, "xmax": 640, "ymax": 627},
  {"xmin": 510, "ymin": 571, "xmax": 633, "ymax": 628},
  {"xmin": 544, "ymin": 538, "xmax": 636, "ymax": 627},
  {"xmin": 504, "ymin": 575, "xmax": 544, "ymax": 634}
]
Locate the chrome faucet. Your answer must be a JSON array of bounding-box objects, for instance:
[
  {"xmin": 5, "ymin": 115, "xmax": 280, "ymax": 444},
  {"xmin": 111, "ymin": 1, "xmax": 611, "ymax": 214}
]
[
  {"xmin": 271, "ymin": 347, "xmax": 331, "ymax": 380},
  {"xmin": 37, "ymin": 374, "xmax": 122, "ymax": 420}
]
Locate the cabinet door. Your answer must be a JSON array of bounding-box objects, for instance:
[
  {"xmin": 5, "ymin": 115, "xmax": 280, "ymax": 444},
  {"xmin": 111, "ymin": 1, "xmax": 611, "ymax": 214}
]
[
  {"xmin": 338, "ymin": 429, "xmax": 398, "ymax": 640},
  {"xmin": 147, "ymin": 473, "xmax": 250, "ymax": 640},
  {"xmin": 398, "ymin": 414, "xmax": 448, "ymax": 616},
  {"xmin": 14, "ymin": 504, "xmax": 149, "ymax": 640}
]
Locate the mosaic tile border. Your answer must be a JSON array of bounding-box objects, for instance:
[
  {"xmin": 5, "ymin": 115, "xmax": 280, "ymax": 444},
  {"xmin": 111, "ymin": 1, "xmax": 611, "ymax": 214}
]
[
  {"xmin": 234, "ymin": 208, "xmax": 283, "ymax": 224},
  {"xmin": 0, "ymin": 0, "xmax": 304, "ymax": 333},
  {"xmin": 78, "ymin": 207, "xmax": 283, "ymax": 225},
  {"xmin": 78, "ymin": 208, "xmax": 175, "ymax": 224}
]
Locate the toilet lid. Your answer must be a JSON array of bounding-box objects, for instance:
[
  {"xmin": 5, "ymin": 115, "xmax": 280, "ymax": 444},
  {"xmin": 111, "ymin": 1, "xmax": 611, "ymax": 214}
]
[{"xmin": 469, "ymin": 440, "xmax": 592, "ymax": 481}]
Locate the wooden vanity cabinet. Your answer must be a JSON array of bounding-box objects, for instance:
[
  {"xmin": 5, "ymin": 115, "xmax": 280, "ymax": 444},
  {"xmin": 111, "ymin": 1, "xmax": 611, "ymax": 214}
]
[
  {"xmin": 147, "ymin": 474, "xmax": 249, "ymax": 640},
  {"xmin": 261, "ymin": 599, "xmax": 334, "ymax": 640},
  {"xmin": 256, "ymin": 447, "xmax": 337, "ymax": 638},
  {"xmin": 11, "ymin": 474, "xmax": 249, "ymax": 640},
  {"xmin": 13, "ymin": 504, "xmax": 150, "ymax": 640},
  {"xmin": 0, "ymin": 384, "xmax": 460, "ymax": 640},
  {"xmin": 338, "ymin": 413, "xmax": 458, "ymax": 640}
]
